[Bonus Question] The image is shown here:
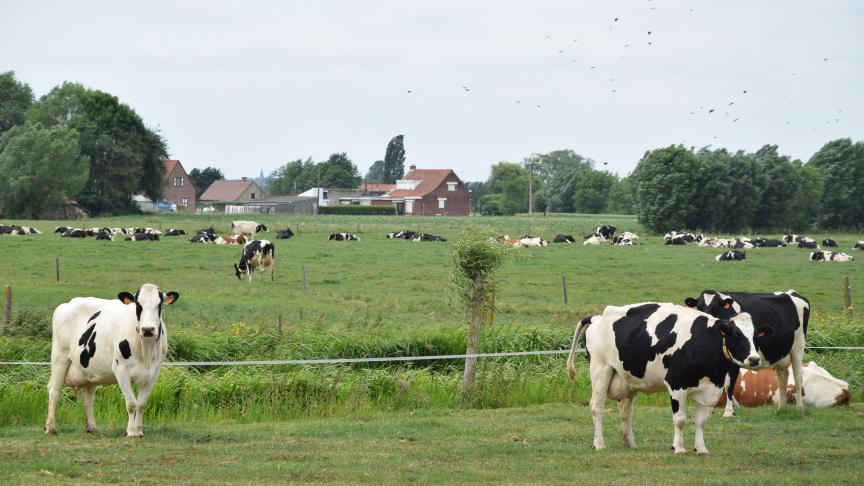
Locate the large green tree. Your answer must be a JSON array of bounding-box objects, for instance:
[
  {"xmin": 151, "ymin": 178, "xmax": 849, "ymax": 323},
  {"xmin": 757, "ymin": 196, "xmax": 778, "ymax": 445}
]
[
  {"xmin": 365, "ymin": 159, "xmax": 386, "ymax": 183},
  {"xmin": 530, "ymin": 150, "xmax": 594, "ymax": 213},
  {"xmin": 0, "ymin": 123, "xmax": 89, "ymax": 218},
  {"xmin": 606, "ymin": 175, "xmax": 636, "ymax": 214},
  {"xmin": 808, "ymin": 138, "xmax": 864, "ymax": 228},
  {"xmin": 27, "ymin": 82, "xmax": 168, "ymax": 215},
  {"xmin": 752, "ymin": 145, "xmax": 803, "ymax": 230},
  {"xmin": 572, "ymin": 170, "xmax": 617, "ymax": 214},
  {"xmin": 0, "ymin": 71, "xmax": 34, "ymax": 136},
  {"xmin": 321, "ymin": 152, "xmax": 362, "ymax": 188},
  {"xmin": 382, "ymin": 135, "xmax": 406, "ymax": 183},
  {"xmin": 632, "ymin": 145, "xmax": 705, "ymax": 232},
  {"xmin": 189, "ymin": 166, "xmax": 225, "ymax": 198}
]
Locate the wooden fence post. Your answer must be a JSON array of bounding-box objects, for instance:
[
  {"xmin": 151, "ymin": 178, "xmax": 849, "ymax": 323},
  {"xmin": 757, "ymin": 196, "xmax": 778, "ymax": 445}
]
[
  {"xmin": 2, "ymin": 285, "xmax": 11, "ymax": 332},
  {"xmin": 56, "ymin": 257, "xmax": 60, "ymax": 283},
  {"xmin": 562, "ymin": 275, "xmax": 568, "ymax": 305},
  {"xmin": 302, "ymin": 265, "xmax": 308, "ymax": 290},
  {"xmin": 462, "ymin": 276, "xmax": 485, "ymax": 398},
  {"xmin": 842, "ymin": 275, "xmax": 853, "ymax": 319},
  {"xmin": 278, "ymin": 314, "xmax": 283, "ymax": 335}
]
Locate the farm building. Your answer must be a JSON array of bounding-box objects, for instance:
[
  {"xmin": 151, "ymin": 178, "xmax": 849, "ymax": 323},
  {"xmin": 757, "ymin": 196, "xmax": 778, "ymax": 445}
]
[
  {"xmin": 200, "ymin": 178, "xmax": 264, "ymax": 204},
  {"xmin": 162, "ymin": 159, "xmax": 196, "ymax": 213},
  {"xmin": 387, "ymin": 166, "xmax": 470, "ymax": 216}
]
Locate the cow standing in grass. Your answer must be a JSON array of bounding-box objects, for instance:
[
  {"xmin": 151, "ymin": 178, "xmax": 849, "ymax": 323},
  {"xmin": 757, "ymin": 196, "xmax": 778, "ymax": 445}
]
[
  {"xmin": 235, "ymin": 240, "xmax": 276, "ymax": 281},
  {"xmin": 231, "ymin": 221, "xmax": 269, "ymax": 239},
  {"xmin": 45, "ymin": 284, "xmax": 179, "ymax": 437}
]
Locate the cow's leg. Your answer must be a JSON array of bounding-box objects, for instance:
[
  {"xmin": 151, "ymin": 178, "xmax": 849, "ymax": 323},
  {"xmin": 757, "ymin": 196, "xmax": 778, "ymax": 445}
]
[
  {"xmin": 790, "ymin": 349, "xmax": 805, "ymax": 409},
  {"xmin": 692, "ymin": 403, "xmax": 711, "ymax": 455},
  {"xmin": 113, "ymin": 366, "xmax": 140, "ymax": 437},
  {"xmin": 669, "ymin": 390, "xmax": 688, "ymax": 454},
  {"xmin": 618, "ymin": 395, "xmax": 636, "ymax": 448},
  {"xmin": 132, "ymin": 372, "xmax": 159, "ymax": 437},
  {"xmin": 45, "ymin": 357, "xmax": 71, "ymax": 435},
  {"xmin": 588, "ymin": 363, "xmax": 613, "ymax": 450},
  {"xmin": 83, "ymin": 385, "xmax": 99, "ymax": 434},
  {"xmin": 723, "ymin": 366, "xmax": 739, "ymax": 418},
  {"xmin": 775, "ymin": 366, "xmax": 790, "ymax": 407}
]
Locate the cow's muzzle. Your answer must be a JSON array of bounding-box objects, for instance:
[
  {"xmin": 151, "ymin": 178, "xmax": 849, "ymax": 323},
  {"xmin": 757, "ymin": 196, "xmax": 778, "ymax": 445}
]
[
  {"xmin": 141, "ymin": 326, "xmax": 156, "ymax": 337},
  {"xmin": 746, "ymin": 356, "xmax": 761, "ymax": 367}
]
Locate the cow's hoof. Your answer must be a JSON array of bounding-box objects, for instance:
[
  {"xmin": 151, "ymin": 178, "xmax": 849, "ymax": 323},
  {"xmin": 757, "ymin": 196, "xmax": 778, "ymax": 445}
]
[
  {"xmin": 592, "ymin": 443, "xmax": 606, "ymax": 451},
  {"xmin": 126, "ymin": 431, "xmax": 143, "ymax": 438},
  {"xmin": 44, "ymin": 428, "xmax": 57, "ymax": 436},
  {"xmin": 695, "ymin": 448, "xmax": 710, "ymax": 456},
  {"xmin": 86, "ymin": 427, "xmax": 100, "ymax": 435},
  {"xmin": 673, "ymin": 447, "xmax": 687, "ymax": 455},
  {"xmin": 723, "ymin": 412, "xmax": 735, "ymax": 418}
]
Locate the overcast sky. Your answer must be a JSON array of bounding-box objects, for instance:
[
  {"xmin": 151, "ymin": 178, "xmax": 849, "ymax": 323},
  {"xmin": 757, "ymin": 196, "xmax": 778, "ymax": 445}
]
[{"xmin": 2, "ymin": 1, "xmax": 862, "ymax": 181}]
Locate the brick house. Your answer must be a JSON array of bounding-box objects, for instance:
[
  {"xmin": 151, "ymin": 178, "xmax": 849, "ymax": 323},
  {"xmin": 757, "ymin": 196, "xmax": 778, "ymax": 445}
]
[
  {"xmin": 387, "ymin": 166, "xmax": 470, "ymax": 216},
  {"xmin": 200, "ymin": 178, "xmax": 264, "ymax": 204},
  {"xmin": 163, "ymin": 160, "xmax": 196, "ymax": 213}
]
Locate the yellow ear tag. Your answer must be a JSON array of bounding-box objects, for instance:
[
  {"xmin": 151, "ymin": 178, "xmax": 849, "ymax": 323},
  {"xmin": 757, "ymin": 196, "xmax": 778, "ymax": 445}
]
[{"xmin": 721, "ymin": 338, "xmax": 731, "ymax": 360}]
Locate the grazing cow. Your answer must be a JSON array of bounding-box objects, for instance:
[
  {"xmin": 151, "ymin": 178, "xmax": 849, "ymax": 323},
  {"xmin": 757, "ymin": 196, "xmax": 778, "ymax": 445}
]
[
  {"xmin": 125, "ymin": 233, "xmax": 160, "ymax": 241},
  {"xmin": 235, "ymin": 240, "xmax": 275, "ymax": 281},
  {"xmin": 822, "ymin": 239, "xmax": 837, "ymax": 247},
  {"xmin": 717, "ymin": 361, "xmax": 850, "ymax": 409},
  {"xmin": 683, "ymin": 289, "xmax": 809, "ymax": 418},
  {"xmin": 716, "ymin": 250, "xmax": 746, "ymax": 262},
  {"xmin": 810, "ymin": 251, "xmax": 854, "ymax": 262},
  {"xmin": 854, "ymin": 241, "xmax": 864, "ymax": 251},
  {"xmin": 231, "ymin": 221, "xmax": 269, "ymax": 239},
  {"xmin": 45, "ymin": 284, "xmax": 179, "ymax": 437},
  {"xmin": 594, "ymin": 225, "xmax": 617, "ymax": 239},
  {"xmin": 276, "ymin": 228, "xmax": 294, "ymax": 239},
  {"xmin": 329, "ymin": 233, "xmax": 359, "ymax": 241},
  {"xmin": 566, "ymin": 303, "xmax": 766, "ymax": 454},
  {"xmin": 215, "ymin": 235, "xmax": 247, "ymax": 245},
  {"xmin": 583, "ymin": 235, "xmax": 605, "ymax": 246},
  {"xmin": 797, "ymin": 240, "xmax": 819, "ymax": 249},
  {"xmin": 553, "ymin": 234, "xmax": 576, "ymax": 243},
  {"xmin": 164, "ymin": 229, "xmax": 187, "ymax": 236}
]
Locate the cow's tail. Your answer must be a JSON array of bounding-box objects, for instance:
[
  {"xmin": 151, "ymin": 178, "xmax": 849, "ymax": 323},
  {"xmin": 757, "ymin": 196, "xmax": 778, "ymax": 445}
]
[{"xmin": 567, "ymin": 316, "xmax": 593, "ymax": 381}]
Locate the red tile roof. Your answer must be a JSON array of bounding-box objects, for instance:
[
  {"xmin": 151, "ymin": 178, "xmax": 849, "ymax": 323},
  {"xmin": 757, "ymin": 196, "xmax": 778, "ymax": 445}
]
[
  {"xmin": 163, "ymin": 160, "xmax": 180, "ymax": 181},
  {"xmin": 387, "ymin": 169, "xmax": 454, "ymax": 198},
  {"xmin": 200, "ymin": 179, "xmax": 260, "ymax": 201},
  {"xmin": 358, "ymin": 183, "xmax": 396, "ymax": 192}
]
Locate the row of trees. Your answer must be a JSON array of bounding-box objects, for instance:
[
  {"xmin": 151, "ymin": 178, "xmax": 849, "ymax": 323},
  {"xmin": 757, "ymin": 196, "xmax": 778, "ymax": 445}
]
[
  {"xmin": 0, "ymin": 72, "xmax": 168, "ymax": 217},
  {"xmin": 633, "ymin": 141, "xmax": 864, "ymax": 232},
  {"xmin": 468, "ymin": 150, "xmax": 634, "ymax": 216}
]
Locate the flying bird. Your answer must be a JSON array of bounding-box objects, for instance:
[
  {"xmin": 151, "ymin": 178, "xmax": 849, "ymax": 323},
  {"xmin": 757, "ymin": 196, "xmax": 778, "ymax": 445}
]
[
  {"xmin": 733, "ymin": 118, "xmax": 739, "ymax": 122},
  {"xmin": 648, "ymin": 31, "xmax": 652, "ymax": 35},
  {"xmin": 516, "ymin": 100, "xmax": 522, "ymax": 104},
  {"xmin": 708, "ymin": 108, "xmax": 715, "ymax": 113},
  {"xmin": 558, "ymin": 49, "xmax": 564, "ymax": 54},
  {"xmin": 536, "ymin": 104, "xmax": 541, "ymax": 108},
  {"xmin": 406, "ymin": 90, "xmax": 412, "ymax": 94},
  {"xmin": 603, "ymin": 162, "xmax": 608, "ymax": 165},
  {"xmin": 728, "ymin": 102, "xmax": 734, "ymax": 105},
  {"xmin": 462, "ymin": 86, "xmax": 470, "ymax": 92},
  {"xmin": 823, "ymin": 57, "xmax": 828, "ymax": 61},
  {"xmin": 742, "ymin": 90, "xmax": 748, "ymax": 93},
  {"xmin": 614, "ymin": 17, "xmax": 619, "ymax": 22}
]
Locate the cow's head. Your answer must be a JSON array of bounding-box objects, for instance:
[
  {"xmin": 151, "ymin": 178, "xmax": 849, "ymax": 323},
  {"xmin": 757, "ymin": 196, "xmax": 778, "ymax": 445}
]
[
  {"xmin": 716, "ymin": 313, "xmax": 772, "ymax": 369},
  {"xmin": 234, "ymin": 261, "xmax": 248, "ymax": 279},
  {"xmin": 684, "ymin": 290, "xmax": 739, "ymax": 320},
  {"xmin": 118, "ymin": 284, "xmax": 179, "ymax": 339},
  {"xmin": 256, "ymin": 224, "xmax": 269, "ymax": 233}
]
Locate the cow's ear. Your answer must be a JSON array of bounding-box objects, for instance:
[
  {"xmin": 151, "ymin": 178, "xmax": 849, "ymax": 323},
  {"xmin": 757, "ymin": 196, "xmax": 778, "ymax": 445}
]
[
  {"xmin": 684, "ymin": 297, "xmax": 698, "ymax": 308},
  {"xmin": 721, "ymin": 298, "xmax": 734, "ymax": 310},
  {"xmin": 118, "ymin": 292, "xmax": 135, "ymax": 305},
  {"xmin": 164, "ymin": 292, "xmax": 179, "ymax": 305},
  {"xmin": 756, "ymin": 325, "xmax": 774, "ymax": 338}
]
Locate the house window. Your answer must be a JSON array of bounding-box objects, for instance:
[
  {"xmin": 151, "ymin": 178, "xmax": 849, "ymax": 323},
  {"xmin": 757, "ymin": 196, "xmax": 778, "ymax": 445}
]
[
  {"xmin": 405, "ymin": 200, "xmax": 414, "ymax": 213},
  {"xmin": 438, "ymin": 198, "xmax": 446, "ymax": 209},
  {"xmin": 447, "ymin": 182, "xmax": 457, "ymax": 192},
  {"xmin": 173, "ymin": 177, "xmax": 184, "ymax": 187},
  {"xmin": 251, "ymin": 193, "xmax": 256, "ymax": 200},
  {"xmin": 181, "ymin": 198, "xmax": 188, "ymax": 206}
]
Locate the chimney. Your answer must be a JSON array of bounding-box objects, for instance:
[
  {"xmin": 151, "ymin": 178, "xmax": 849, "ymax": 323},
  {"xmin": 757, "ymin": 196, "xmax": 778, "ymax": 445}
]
[
  {"xmin": 241, "ymin": 177, "xmax": 248, "ymax": 182},
  {"xmin": 409, "ymin": 164, "xmax": 416, "ymax": 171}
]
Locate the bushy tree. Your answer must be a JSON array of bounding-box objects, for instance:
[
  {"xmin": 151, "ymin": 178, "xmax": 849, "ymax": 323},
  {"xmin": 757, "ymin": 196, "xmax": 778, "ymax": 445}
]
[
  {"xmin": 322, "ymin": 152, "xmax": 362, "ymax": 188},
  {"xmin": 189, "ymin": 166, "xmax": 225, "ymax": 198},
  {"xmin": 365, "ymin": 160, "xmax": 386, "ymax": 183},
  {"xmin": 606, "ymin": 175, "xmax": 636, "ymax": 214},
  {"xmin": 808, "ymin": 138, "xmax": 864, "ymax": 228},
  {"xmin": 572, "ymin": 170, "xmax": 617, "ymax": 213},
  {"xmin": 531, "ymin": 150, "xmax": 594, "ymax": 212},
  {"xmin": 752, "ymin": 145, "xmax": 802, "ymax": 230},
  {"xmin": 0, "ymin": 123, "xmax": 88, "ymax": 218},
  {"xmin": 0, "ymin": 71, "xmax": 34, "ymax": 136},
  {"xmin": 632, "ymin": 145, "xmax": 705, "ymax": 232},
  {"xmin": 382, "ymin": 135, "xmax": 406, "ymax": 183}
]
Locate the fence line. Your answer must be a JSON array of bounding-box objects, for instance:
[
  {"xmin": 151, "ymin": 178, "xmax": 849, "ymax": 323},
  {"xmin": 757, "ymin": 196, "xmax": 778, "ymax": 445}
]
[{"xmin": 2, "ymin": 346, "xmax": 863, "ymax": 367}]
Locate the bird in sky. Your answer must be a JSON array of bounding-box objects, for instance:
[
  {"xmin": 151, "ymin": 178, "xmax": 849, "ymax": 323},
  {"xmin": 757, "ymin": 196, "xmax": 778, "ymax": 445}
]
[
  {"xmin": 614, "ymin": 17, "xmax": 619, "ymax": 22},
  {"xmin": 728, "ymin": 102, "xmax": 734, "ymax": 105},
  {"xmin": 462, "ymin": 86, "xmax": 470, "ymax": 92},
  {"xmin": 733, "ymin": 118, "xmax": 739, "ymax": 122},
  {"xmin": 516, "ymin": 100, "xmax": 522, "ymax": 104},
  {"xmin": 536, "ymin": 104, "xmax": 541, "ymax": 108},
  {"xmin": 406, "ymin": 90, "xmax": 412, "ymax": 94},
  {"xmin": 742, "ymin": 90, "xmax": 748, "ymax": 93},
  {"xmin": 708, "ymin": 108, "xmax": 715, "ymax": 113}
]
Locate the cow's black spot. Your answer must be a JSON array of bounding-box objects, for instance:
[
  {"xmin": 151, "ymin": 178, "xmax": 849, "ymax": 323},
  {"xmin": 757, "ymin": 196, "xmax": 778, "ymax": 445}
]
[
  {"xmin": 87, "ymin": 311, "xmax": 101, "ymax": 323},
  {"xmin": 135, "ymin": 302, "xmax": 143, "ymax": 321},
  {"xmin": 662, "ymin": 316, "xmax": 729, "ymax": 390},
  {"xmin": 613, "ymin": 304, "xmax": 680, "ymax": 379},
  {"xmin": 158, "ymin": 323, "xmax": 163, "ymax": 340},
  {"xmin": 671, "ymin": 398, "xmax": 680, "ymax": 414},
  {"xmin": 80, "ymin": 349, "xmax": 90, "ymax": 368},
  {"xmin": 78, "ymin": 323, "xmax": 96, "ymax": 346},
  {"xmin": 119, "ymin": 340, "xmax": 132, "ymax": 359}
]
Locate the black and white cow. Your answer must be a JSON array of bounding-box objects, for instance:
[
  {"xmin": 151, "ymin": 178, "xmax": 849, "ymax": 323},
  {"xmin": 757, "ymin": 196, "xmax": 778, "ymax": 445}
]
[
  {"xmin": 683, "ymin": 290, "xmax": 809, "ymax": 418},
  {"xmin": 665, "ymin": 235, "xmax": 688, "ymax": 245},
  {"xmin": 45, "ymin": 284, "xmax": 179, "ymax": 437},
  {"xmin": 810, "ymin": 251, "xmax": 854, "ymax": 262},
  {"xmin": 553, "ymin": 234, "xmax": 576, "ymax": 243},
  {"xmin": 125, "ymin": 233, "xmax": 160, "ymax": 241},
  {"xmin": 189, "ymin": 228, "xmax": 217, "ymax": 243},
  {"xmin": 164, "ymin": 229, "xmax": 187, "ymax": 236},
  {"xmin": 716, "ymin": 250, "xmax": 746, "ymax": 262},
  {"xmin": 797, "ymin": 240, "xmax": 819, "ymax": 249},
  {"xmin": 329, "ymin": 233, "xmax": 359, "ymax": 241},
  {"xmin": 853, "ymin": 241, "xmax": 864, "ymax": 251},
  {"xmin": 566, "ymin": 303, "xmax": 766, "ymax": 454},
  {"xmin": 783, "ymin": 235, "xmax": 812, "ymax": 244},
  {"xmin": 231, "ymin": 221, "xmax": 269, "ymax": 239},
  {"xmin": 594, "ymin": 225, "xmax": 617, "ymax": 239},
  {"xmin": 276, "ymin": 228, "xmax": 294, "ymax": 239},
  {"xmin": 821, "ymin": 239, "xmax": 838, "ymax": 247},
  {"xmin": 387, "ymin": 230, "xmax": 415, "ymax": 239},
  {"xmin": 61, "ymin": 229, "xmax": 88, "ymax": 238},
  {"xmin": 235, "ymin": 239, "xmax": 275, "ymax": 281},
  {"xmin": 412, "ymin": 233, "xmax": 447, "ymax": 242},
  {"xmin": 95, "ymin": 230, "xmax": 114, "ymax": 241},
  {"xmin": 752, "ymin": 238, "xmax": 787, "ymax": 248}
]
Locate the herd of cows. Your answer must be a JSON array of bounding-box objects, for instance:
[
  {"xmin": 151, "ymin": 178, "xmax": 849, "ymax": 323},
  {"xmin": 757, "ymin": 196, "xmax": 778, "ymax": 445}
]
[{"xmin": 0, "ymin": 220, "xmax": 858, "ymax": 451}]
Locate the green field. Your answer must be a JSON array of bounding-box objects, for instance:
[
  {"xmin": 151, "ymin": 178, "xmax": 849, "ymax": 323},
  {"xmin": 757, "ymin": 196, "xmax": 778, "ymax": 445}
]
[{"xmin": 1, "ymin": 213, "xmax": 863, "ymax": 483}]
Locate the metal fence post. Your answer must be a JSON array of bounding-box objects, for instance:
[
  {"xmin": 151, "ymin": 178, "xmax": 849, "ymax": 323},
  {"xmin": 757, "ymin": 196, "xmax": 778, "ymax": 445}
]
[{"xmin": 843, "ymin": 276, "xmax": 853, "ymax": 319}]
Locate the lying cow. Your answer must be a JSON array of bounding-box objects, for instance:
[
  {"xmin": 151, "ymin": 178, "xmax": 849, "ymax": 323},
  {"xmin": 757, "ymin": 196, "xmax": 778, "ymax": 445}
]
[
  {"xmin": 61, "ymin": 229, "xmax": 87, "ymax": 238},
  {"xmin": 716, "ymin": 250, "xmax": 746, "ymax": 261},
  {"xmin": 125, "ymin": 233, "xmax": 160, "ymax": 241},
  {"xmin": 276, "ymin": 228, "xmax": 294, "ymax": 239},
  {"xmin": 717, "ymin": 361, "xmax": 850, "ymax": 409},
  {"xmin": 45, "ymin": 284, "xmax": 179, "ymax": 437},
  {"xmin": 413, "ymin": 233, "xmax": 447, "ymax": 242},
  {"xmin": 583, "ymin": 235, "xmax": 605, "ymax": 246},
  {"xmin": 684, "ymin": 290, "xmax": 809, "ymax": 418},
  {"xmin": 235, "ymin": 240, "xmax": 275, "ymax": 281},
  {"xmin": 518, "ymin": 236, "xmax": 546, "ymax": 247},
  {"xmin": 329, "ymin": 233, "xmax": 359, "ymax": 241},
  {"xmin": 854, "ymin": 241, "xmax": 864, "ymax": 251},
  {"xmin": 611, "ymin": 236, "xmax": 635, "ymax": 246},
  {"xmin": 567, "ymin": 302, "xmax": 767, "ymax": 454},
  {"xmin": 594, "ymin": 225, "xmax": 616, "ymax": 239},
  {"xmin": 553, "ymin": 234, "xmax": 576, "ymax": 243},
  {"xmin": 797, "ymin": 240, "xmax": 819, "ymax": 249},
  {"xmin": 388, "ymin": 230, "xmax": 417, "ymax": 239},
  {"xmin": 164, "ymin": 229, "xmax": 187, "ymax": 236},
  {"xmin": 752, "ymin": 238, "xmax": 787, "ymax": 248},
  {"xmin": 822, "ymin": 239, "xmax": 838, "ymax": 247},
  {"xmin": 215, "ymin": 235, "xmax": 247, "ymax": 245},
  {"xmin": 231, "ymin": 221, "xmax": 269, "ymax": 239},
  {"xmin": 810, "ymin": 251, "xmax": 854, "ymax": 262}
]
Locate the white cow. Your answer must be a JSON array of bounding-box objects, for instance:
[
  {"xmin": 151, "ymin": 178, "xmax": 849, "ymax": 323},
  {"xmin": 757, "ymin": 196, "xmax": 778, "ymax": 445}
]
[
  {"xmin": 45, "ymin": 284, "xmax": 179, "ymax": 437},
  {"xmin": 583, "ymin": 235, "xmax": 605, "ymax": 246},
  {"xmin": 519, "ymin": 236, "xmax": 548, "ymax": 247},
  {"xmin": 231, "ymin": 221, "xmax": 269, "ymax": 239}
]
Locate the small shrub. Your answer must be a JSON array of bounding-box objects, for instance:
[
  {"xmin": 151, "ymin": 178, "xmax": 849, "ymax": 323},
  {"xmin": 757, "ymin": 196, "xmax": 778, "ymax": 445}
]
[{"xmin": 3, "ymin": 309, "xmax": 52, "ymax": 339}]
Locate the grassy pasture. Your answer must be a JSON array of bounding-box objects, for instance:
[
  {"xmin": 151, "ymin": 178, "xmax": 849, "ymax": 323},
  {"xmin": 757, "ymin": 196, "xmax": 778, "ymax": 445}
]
[
  {"xmin": 1, "ymin": 403, "xmax": 862, "ymax": 485},
  {"xmin": 1, "ymin": 213, "xmax": 863, "ymax": 483}
]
